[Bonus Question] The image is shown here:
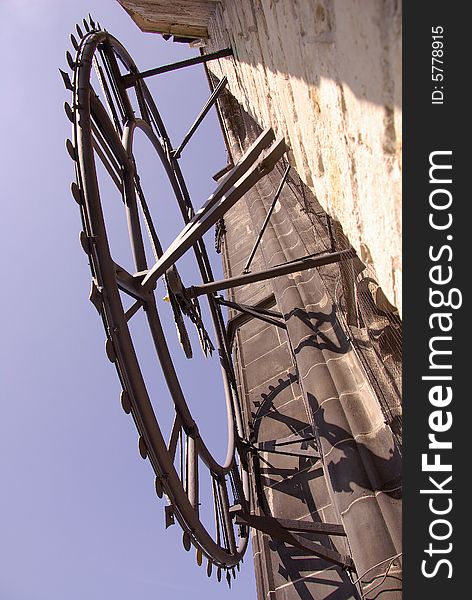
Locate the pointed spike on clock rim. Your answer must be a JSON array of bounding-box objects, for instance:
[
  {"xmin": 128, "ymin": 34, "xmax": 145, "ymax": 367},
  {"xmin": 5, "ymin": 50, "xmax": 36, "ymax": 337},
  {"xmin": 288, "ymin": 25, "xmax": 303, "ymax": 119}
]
[
  {"xmin": 66, "ymin": 138, "xmax": 76, "ymax": 161},
  {"xmin": 65, "ymin": 50, "xmax": 75, "ymax": 70},
  {"xmin": 70, "ymin": 182, "xmax": 82, "ymax": 204},
  {"xmin": 59, "ymin": 69, "xmax": 73, "ymax": 91},
  {"xmin": 64, "ymin": 101, "xmax": 74, "ymax": 122},
  {"xmin": 70, "ymin": 33, "xmax": 79, "ymax": 51}
]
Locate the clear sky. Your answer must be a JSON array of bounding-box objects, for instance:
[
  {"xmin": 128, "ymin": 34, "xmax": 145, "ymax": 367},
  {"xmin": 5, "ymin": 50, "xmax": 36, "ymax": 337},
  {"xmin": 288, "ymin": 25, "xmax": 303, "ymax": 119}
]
[{"xmin": 0, "ymin": 1, "xmax": 256, "ymax": 598}]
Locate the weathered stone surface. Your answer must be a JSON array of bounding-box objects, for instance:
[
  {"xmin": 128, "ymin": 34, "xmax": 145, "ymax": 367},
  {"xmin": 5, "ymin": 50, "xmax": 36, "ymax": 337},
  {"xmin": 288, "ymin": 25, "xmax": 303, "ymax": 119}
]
[
  {"xmin": 205, "ymin": 0, "xmax": 402, "ymax": 315},
  {"xmin": 244, "ymin": 171, "xmax": 402, "ymax": 599}
]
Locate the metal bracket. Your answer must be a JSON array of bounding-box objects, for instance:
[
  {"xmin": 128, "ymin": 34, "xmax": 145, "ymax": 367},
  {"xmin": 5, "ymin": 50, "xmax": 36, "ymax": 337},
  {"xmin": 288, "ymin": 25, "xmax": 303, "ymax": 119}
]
[
  {"xmin": 229, "ymin": 507, "xmax": 354, "ymax": 570},
  {"xmin": 243, "ymin": 164, "xmax": 291, "ymax": 273},
  {"xmin": 140, "ymin": 129, "xmax": 286, "ymax": 293},
  {"xmin": 172, "ymin": 76, "xmax": 228, "ymax": 159},
  {"xmin": 165, "ymin": 504, "xmax": 175, "ymax": 528},
  {"xmin": 250, "ymin": 441, "xmax": 321, "ymax": 460},
  {"xmin": 122, "ymin": 48, "xmax": 233, "ymax": 88},
  {"xmin": 187, "ymin": 249, "xmax": 355, "ymax": 298},
  {"xmin": 239, "ymin": 434, "xmax": 321, "ymax": 460},
  {"xmin": 224, "ymin": 293, "xmax": 278, "ymax": 347},
  {"xmin": 218, "ymin": 296, "xmax": 286, "ymax": 342}
]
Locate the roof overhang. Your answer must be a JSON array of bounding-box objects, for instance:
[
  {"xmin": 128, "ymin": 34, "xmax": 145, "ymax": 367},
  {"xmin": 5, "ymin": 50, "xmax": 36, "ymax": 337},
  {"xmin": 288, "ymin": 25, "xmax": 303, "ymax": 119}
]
[{"xmin": 116, "ymin": 0, "xmax": 221, "ymax": 39}]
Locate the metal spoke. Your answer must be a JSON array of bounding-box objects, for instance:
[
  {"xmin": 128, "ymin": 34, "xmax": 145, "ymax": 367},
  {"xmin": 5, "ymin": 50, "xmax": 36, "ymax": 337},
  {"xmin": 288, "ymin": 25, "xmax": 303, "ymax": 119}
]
[
  {"xmin": 91, "ymin": 119, "xmax": 123, "ymax": 179},
  {"xmin": 233, "ymin": 511, "xmax": 354, "ymax": 569},
  {"xmin": 92, "ymin": 136, "xmax": 123, "ymax": 192},
  {"xmin": 212, "ymin": 476, "xmax": 222, "ymax": 547},
  {"xmin": 173, "ymin": 127, "xmax": 276, "ymax": 238},
  {"xmin": 187, "ymin": 435, "xmax": 199, "ymax": 512},
  {"xmin": 141, "ymin": 80, "xmax": 171, "ymax": 143},
  {"xmin": 124, "ymin": 299, "xmax": 143, "ymax": 322},
  {"xmin": 218, "ymin": 478, "xmax": 237, "ymax": 554},
  {"xmin": 134, "ymin": 176, "xmax": 164, "ymax": 262},
  {"xmin": 90, "ymin": 93, "xmax": 130, "ymax": 167},
  {"xmin": 93, "ymin": 55, "xmax": 123, "ymax": 135},
  {"xmin": 97, "ymin": 42, "xmax": 129, "ymax": 123},
  {"xmin": 134, "ymin": 78, "xmax": 152, "ymax": 125},
  {"xmin": 168, "ymin": 413, "xmax": 182, "ymax": 463},
  {"xmin": 122, "ymin": 164, "xmax": 148, "ymax": 273},
  {"xmin": 226, "ymin": 294, "xmax": 278, "ymax": 348}
]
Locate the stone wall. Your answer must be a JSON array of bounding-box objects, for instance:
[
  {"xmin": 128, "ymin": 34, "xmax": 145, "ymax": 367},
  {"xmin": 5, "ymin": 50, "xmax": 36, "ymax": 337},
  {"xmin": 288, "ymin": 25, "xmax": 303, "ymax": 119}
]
[
  {"xmin": 219, "ymin": 103, "xmax": 361, "ymax": 599},
  {"xmin": 216, "ymin": 91, "xmax": 401, "ymax": 599},
  {"xmin": 203, "ymin": 0, "xmax": 402, "ymax": 315},
  {"xmin": 118, "ymin": 0, "xmax": 402, "ymax": 315}
]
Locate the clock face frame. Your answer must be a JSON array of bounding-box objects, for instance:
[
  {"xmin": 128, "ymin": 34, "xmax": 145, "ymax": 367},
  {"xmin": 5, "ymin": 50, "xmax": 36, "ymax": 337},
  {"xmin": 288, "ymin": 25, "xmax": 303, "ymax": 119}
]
[
  {"xmin": 63, "ymin": 16, "xmax": 364, "ymax": 584},
  {"xmin": 64, "ymin": 18, "xmax": 254, "ymax": 574}
]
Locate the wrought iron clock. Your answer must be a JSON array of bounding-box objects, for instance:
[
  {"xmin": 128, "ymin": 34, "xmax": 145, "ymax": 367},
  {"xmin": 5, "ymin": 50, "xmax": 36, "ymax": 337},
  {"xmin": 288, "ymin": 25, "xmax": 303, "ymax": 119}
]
[{"xmin": 62, "ymin": 15, "xmax": 353, "ymax": 584}]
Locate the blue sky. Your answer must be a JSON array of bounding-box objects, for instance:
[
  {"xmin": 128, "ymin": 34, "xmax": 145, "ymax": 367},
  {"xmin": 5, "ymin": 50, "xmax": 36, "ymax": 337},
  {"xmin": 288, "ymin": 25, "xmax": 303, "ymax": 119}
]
[{"xmin": 0, "ymin": 1, "xmax": 256, "ymax": 598}]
